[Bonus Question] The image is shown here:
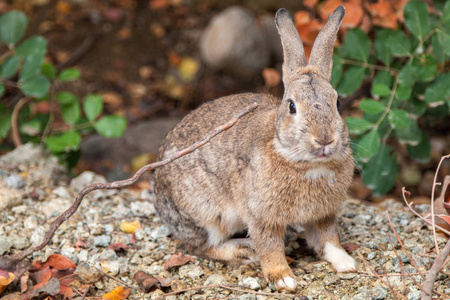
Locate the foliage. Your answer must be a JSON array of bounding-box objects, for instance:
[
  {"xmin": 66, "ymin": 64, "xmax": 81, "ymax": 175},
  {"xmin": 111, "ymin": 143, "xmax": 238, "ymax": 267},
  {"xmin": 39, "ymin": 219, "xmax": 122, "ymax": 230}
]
[
  {"xmin": 0, "ymin": 10, "xmax": 127, "ymax": 168},
  {"xmin": 330, "ymin": 0, "xmax": 450, "ymax": 196}
]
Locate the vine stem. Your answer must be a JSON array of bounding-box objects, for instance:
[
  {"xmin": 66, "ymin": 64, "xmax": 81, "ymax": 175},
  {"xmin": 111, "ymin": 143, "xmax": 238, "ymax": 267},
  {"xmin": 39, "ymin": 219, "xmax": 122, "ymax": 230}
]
[
  {"xmin": 340, "ymin": 59, "xmax": 398, "ymax": 75},
  {"xmin": 10, "ymin": 102, "xmax": 258, "ymax": 261},
  {"xmin": 374, "ymin": 75, "xmax": 399, "ymax": 129},
  {"xmin": 11, "ymin": 97, "xmax": 32, "ymax": 147}
]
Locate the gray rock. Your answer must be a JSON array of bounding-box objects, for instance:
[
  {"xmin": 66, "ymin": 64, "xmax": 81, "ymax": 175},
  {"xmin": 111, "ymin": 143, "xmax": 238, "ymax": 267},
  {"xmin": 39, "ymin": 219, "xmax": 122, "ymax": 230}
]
[
  {"xmin": 323, "ymin": 274, "xmax": 339, "ymax": 285},
  {"xmin": 52, "ymin": 186, "xmax": 71, "ymax": 198},
  {"xmin": 94, "ymin": 235, "xmax": 111, "ymax": 247},
  {"xmin": 0, "ymin": 236, "xmax": 12, "ymax": 255},
  {"xmin": 239, "ymin": 295, "xmax": 256, "ymax": 300},
  {"xmin": 241, "ymin": 277, "xmax": 261, "ymax": 290},
  {"xmin": 7, "ymin": 174, "xmax": 25, "ymax": 189},
  {"xmin": 30, "ymin": 226, "xmax": 46, "ymax": 245},
  {"xmin": 70, "ymin": 171, "xmax": 107, "ymax": 193},
  {"xmin": 150, "ymin": 225, "xmax": 170, "ymax": 240},
  {"xmin": 199, "ymin": 6, "xmax": 269, "ymax": 79},
  {"xmin": 338, "ymin": 273, "xmax": 357, "ymax": 280},
  {"xmin": 11, "ymin": 236, "xmax": 30, "ymax": 250},
  {"xmin": 371, "ymin": 285, "xmax": 388, "ymax": 299},
  {"xmin": 0, "ymin": 143, "xmax": 43, "ymax": 166},
  {"xmin": 204, "ymin": 274, "xmax": 228, "ymax": 286},
  {"xmin": 367, "ymin": 252, "xmax": 377, "ymax": 261},
  {"xmin": 408, "ymin": 290, "xmax": 421, "ymax": 300},
  {"xmin": 0, "ymin": 187, "xmax": 23, "ymax": 211}
]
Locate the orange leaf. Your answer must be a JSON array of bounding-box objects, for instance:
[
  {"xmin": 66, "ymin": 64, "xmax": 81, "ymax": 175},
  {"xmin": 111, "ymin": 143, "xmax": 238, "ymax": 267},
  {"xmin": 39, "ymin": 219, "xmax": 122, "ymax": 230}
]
[
  {"xmin": 102, "ymin": 286, "xmax": 130, "ymax": 300},
  {"xmin": 303, "ymin": 0, "xmax": 318, "ymax": 9},
  {"xmin": 294, "ymin": 11, "xmax": 311, "ymax": 26},
  {"xmin": 320, "ymin": 0, "xmax": 364, "ymax": 29},
  {"xmin": 0, "ymin": 272, "xmax": 14, "ymax": 295},
  {"xmin": 438, "ymin": 215, "xmax": 450, "ymax": 226},
  {"xmin": 32, "ymin": 254, "xmax": 76, "ymax": 271},
  {"xmin": 164, "ymin": 252, "xmax": 195, "ymax": 270},
  {"xmin": 368, "ymin": 0, "xmax": 398, "ymax": 30},
  {"xmin": 30, "ymin": 267, "xmax": 52, "ymax": 285},
  {"xmin": 119, "ymin": 220, "xmax": 141, "ymax": 234}
]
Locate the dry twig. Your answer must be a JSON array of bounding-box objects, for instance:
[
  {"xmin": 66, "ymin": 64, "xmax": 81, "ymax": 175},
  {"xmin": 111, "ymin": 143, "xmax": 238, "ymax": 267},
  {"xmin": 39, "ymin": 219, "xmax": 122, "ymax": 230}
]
[
  {"xmin": 422, "ymin": 239, "xmax": 450, "ymax": 300},
  {"xmin": 11, "ymin": 97, "xmax": 32, "ymax": 147},
  {"xmin": 10, "ymin": 103, "xmax": 258, "ymax": 261}
]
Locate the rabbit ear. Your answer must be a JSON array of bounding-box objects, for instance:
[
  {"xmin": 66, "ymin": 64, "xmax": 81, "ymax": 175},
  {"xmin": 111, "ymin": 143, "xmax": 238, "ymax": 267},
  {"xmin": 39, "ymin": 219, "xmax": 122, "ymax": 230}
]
[
  {"xmin": 275, "ymin": 8, "xmax": 307, "ymax": 86},
  {"xmin": 308, "ymin": 5, "xmax": 345, "ymax": 81}
]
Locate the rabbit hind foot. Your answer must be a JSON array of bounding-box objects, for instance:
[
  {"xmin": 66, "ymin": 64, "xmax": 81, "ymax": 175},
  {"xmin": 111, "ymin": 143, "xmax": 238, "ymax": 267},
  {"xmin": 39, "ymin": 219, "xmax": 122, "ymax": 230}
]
[{"xmin": 201, "ymin": 238, "xmax": 259, "ymax": 266}]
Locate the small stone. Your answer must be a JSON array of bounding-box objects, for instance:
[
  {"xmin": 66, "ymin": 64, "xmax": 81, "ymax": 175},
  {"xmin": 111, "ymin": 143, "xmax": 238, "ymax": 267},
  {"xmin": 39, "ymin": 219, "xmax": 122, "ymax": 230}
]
[
  {"xmin": 323, "ymin": 274, "xmax": 339, "ymax": 285},
  {"xmin": 7, "ymin": 174, "xmax": 25, "ymax": 189},
  {"xmin": 134, "ymin": 228, "xmax": 146, "ymax": 240},
  {"xmin": 0, "ymin": 236, "xmax": 12, "ymax": 255},
  {"xmin": 239, "ymin": 295, "xmax": 256, "ymax": 300},
  {"xmin": 104, "ymin": 224, "xmax": 114, "ymax": 233},
  {"xmin": 241, "ymin": 277, "xmax": 261, "ymax": 290},
  {"xmin": 99, "ymin": 248, "xmax": 118, "ymax": 261},
  {"xmin": 338, "ymin": 273, "xmax": 357, "ymax": 280},
  {"xmin": 187, "ymin": 266, "xmax": 204, "ymax": 279},
  {"xmin": 70, "ymin": 171, "xmax": 107, "ymax": 193},
  {"xmin": 11, "ymin": 205, "xmax": 28, "ymax": 214},
  {"xmin": 150, "ymin": 225, "xmax": 170, "ymax": 240},
  {"xmin": 130, "ymin": 201, "xmax": 156, "ymax": 216},
  {"xmin": 52, "ymin": 186, "xmax": 71, "ymax": 198},
  {"xmin": 371, "ymin": 285, "xmax": 388, "ymax": 300},
  {"xmin": 12, "ymin": 236, "xmax": 30, "ymax": 250},
  {"xmin": 108, "ymin": 260, "xmax": 120, "ymax": 276},
  {"xmin": 78, "ymin": 249, "xmax": 89, "ymax": 262},
  {"xmin": 75, "ymin": 262, "xmax": 102, "ymax": 283},
  {"xmin": 408, "ymin": 290, "xmax": 421, "ymax": 300},
  {"xmin": 367, "ymin": 252, "xmax": 377, "ymax": 261},
  {"xmin": 204, "ymin": 274, "xmax": 228, "ymax": 286},
  {"xmin": 30, "ymin": 226, "xmax": 46, "ymax": 245},
  {"xmin": 93, "ymin": 235, "xmax": 111, "ymax": 247}
]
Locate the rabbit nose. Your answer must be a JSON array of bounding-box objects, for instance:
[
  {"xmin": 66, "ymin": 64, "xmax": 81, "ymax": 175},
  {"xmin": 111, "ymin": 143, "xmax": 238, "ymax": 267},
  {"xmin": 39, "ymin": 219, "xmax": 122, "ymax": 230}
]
[{"xmin": 314, "ymin": 138, "xmax": 334, "ymax": 147}]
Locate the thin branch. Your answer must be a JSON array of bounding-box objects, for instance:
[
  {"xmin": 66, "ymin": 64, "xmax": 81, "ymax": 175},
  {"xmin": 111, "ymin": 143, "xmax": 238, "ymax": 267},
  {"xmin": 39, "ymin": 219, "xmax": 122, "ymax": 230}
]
[
  {"xmin": 56, "ymin": 32, "xmax": 99, "ymax": 72},
  {"xmin": 422, "ymin": 239, "xmax": 450, "ymax": 300},
  {"xmin": 11, "ymin": 97, "xmax": 32, "ymax": 147},
  {"xmin": 10, "ymin": 103, "xmax": 258, "ymax": 261},
  {"xmin": 340, "ymin": 59, "xmax": 398, "ymax": 74}
]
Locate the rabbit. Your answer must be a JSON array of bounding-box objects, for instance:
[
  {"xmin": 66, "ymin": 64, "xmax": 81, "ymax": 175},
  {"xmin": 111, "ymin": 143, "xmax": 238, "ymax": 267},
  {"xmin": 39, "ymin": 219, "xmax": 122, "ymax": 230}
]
[{"xmin": 154, "ymin": 5, "xmax": 356, "ymax": 291}]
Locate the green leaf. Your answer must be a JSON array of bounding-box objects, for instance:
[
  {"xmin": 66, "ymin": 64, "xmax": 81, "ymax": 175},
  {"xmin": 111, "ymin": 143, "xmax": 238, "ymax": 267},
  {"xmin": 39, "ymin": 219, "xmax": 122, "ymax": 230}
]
[
  {"xmin": 407, "ymin": 130, "xmax": 431, "ymax": 163},
  {"xmin": 61, "ymin": 102, "xmax": 81, "ymax": 125},
  {"xmin": 411, "ymin": 54, "xmax": 437, "ymax": 83},
  {"xmin": 330, "ymin": 56, "xmax": 343, "ymax": 88},
  {"xmin": 398, "ymin": 61, "xmax": 415, "ymax": 86},
  {"xmin": 359, "ymin": 99, "xmax": 385, "ymax": 114},
  {"xmin": 45, "ymin": 130, "xmax": 81, "ymax": 153},
  {"xmin": 424, "ymin": 73, "xmax": 450, "ymax": 107},
  {"xmin": 395, "ymin": 119, "xmax": 422, "ymax": 145},
  {"xmin": 336, "ymin": 66, "xmax": 365, "ymax": 97},
  {"xmin": 83, "ymin": 94, "xmax": 103, "ymax": 121},
  {"xmin": 388, "ymin": 109, "xmax": 411, "ymax": 129},
  {"xmin": 56, "ymin": 91, "xmax": 78, "ymax": 104},
  {"xmin": 16, "ymin": 35, "xmax": 47, "ymax": 57},
  {"xmin": 362, "ymin": 145, "xmax": 398, "ymax": 197},
  {"xmin": 0, "ymin": 55, "xmax": 19, "ymax": 79},
  {"xmin": 20, "ymin": 118, "xmax": 42, "ymax": 136},
  {"xmin": 41, "ymin": 62, "xmax": 56, "ymax": 79},
  {"xmin": 386, "ymin": 31, "xmax": 411, "ymax": 57},
  {"xmin": 0, "ymin": 84, "xmax": 4, "ymax": 97},
  {"xmin": 0, "ymin": 115, "xmax": 11, "ymax": 138},
  {"xmin": 374, "ymin": 29, "xmax": 393, "ymax": 66},
  {"xmin": 94, "ymin": 115, "xmax": 127, "ymax": 138},
  {"xmin": 20, "ymin": 75, "xmax": 50, "ymax": 98},
  {"xmin": 371, "ymin": 83, "xmax": 391, "ymax": 98},
  {"xmin": 19, "ymin": 53, "xmax": 44, "ymax": 81},
  {"xmin": 353, "ymin": 129, "xmax": 380, "ymax": 163},
  {"xmin": 432, "ymin": 30, "xmax": 450, "ymax": 65},
  {"xmin": 406, "ymin": 97, "xmax": 427, "ymax": 116},
  {"xmin": 58, "ymin": 68, "xmax": 80, "ymax": 82},
  {"xmin": 404, "ymin": 0, "xmax": 430, "ymax": 40},
  {"xmin": 444, "ymin": 1, "xmax": 450, "ymax": 27},
  {"xmin": 342, "ymin": 28, "xmax": 371, "ymax": 62},
  {"xmin": 345, "ymin": 117, "xmax": 374, "ymax": 135},
  {"xmin": 395, "ymin": 84, "xmax": 412, "ymax": 101},
  {"xmin": 0, "ymin": 11, "xmax": 28, "ymax": 46}
]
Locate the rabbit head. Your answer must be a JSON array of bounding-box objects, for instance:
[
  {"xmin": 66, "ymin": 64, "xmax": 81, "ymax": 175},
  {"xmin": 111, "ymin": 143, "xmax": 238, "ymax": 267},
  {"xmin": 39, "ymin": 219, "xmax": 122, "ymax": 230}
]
[{"xmin": 273, "ymin": 6, "xmax": 350, "ymax": 163}]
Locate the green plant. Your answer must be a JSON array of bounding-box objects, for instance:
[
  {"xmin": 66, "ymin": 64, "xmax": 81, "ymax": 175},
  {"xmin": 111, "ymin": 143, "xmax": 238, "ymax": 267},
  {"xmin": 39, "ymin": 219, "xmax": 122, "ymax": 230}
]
[
  {"xmin": 0, "ymin": 10, "xmax": 127, "ymax": 168},
  {"xmin": 332, "ymin": 0, "xmax": 449, "ymax": 196}
]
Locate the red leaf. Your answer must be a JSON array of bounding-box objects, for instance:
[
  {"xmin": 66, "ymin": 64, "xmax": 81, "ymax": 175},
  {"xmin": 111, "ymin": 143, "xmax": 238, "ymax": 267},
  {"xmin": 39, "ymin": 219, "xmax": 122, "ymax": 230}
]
[
  {"xmin": 134, "ymin": 271, "xmax": 160, "ymax": 292},
  {"xmin": 60, "ymin": 284, "xmax": 74, "ymax": 299},
  {"xmin": 342, "ymin": 243, "xmax": 361, "ymax": 253},
  {"xmin": 108, "ymin": 243, "xmax": 129, "ymax": 251},
  {"xmin": 74, "ymin": 237, "xmax": 87, "ymax": 252},
  {"xmin": 164, "ymin": 252, "xmax": 195, "ymax": 270},
  {"xmin": 29, "ymin": 267, "xmax": 52, "ymax": 285},
  {"xmin": 31, "ymin": 254, "xmax": 76, "ymax": 271},
  {"xmin": 438, "ymin": 215, "xmax": 450, "ymax": 226}
]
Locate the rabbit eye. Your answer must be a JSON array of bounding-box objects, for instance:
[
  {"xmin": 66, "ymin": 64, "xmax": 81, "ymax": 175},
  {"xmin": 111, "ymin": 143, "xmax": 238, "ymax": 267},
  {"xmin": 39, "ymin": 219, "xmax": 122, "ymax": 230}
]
[
  {"xmin": 337, "ymin": 99, "xmax": 340, "ymax": 109},
  {"xmin": 288, "ymin": 100, "xmax": 296, "ymax": 114}
]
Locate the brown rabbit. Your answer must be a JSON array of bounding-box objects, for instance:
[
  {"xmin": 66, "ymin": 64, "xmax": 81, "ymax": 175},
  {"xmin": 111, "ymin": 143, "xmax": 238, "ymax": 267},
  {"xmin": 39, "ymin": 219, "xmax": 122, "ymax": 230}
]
[{"xmin": 154, "ymin": 6, "xmax": 356, "ymax": 290}]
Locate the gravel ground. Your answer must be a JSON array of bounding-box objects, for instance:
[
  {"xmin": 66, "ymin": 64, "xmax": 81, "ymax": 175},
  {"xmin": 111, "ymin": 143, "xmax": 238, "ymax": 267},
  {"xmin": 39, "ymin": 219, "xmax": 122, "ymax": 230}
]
[{"xmin": 1, "ymin": 144, "xmax": 449, "ymax": 299}]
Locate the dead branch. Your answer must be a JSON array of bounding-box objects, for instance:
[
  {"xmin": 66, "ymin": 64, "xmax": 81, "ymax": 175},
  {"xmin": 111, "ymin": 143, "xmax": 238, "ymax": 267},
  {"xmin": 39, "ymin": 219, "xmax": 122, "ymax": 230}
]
[
  {"xmin": 422, "ymin": 239, "xmax": 450, "ymax": 300},
  {"xmin": 11, "ymin": 97, "xmax": 32, "ymax": 147},
  {"xmin": 10, "ymin": 102, "xmax": 258, "ymax": 261}
]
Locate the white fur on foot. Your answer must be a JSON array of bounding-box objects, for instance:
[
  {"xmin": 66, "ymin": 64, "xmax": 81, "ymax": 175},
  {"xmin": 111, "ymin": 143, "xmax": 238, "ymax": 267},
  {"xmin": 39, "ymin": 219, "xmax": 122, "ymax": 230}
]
[
  {"xmin": 276, "ymin": 276, "xmax": 297, "ymax": 290},
  {"xmin": 323, "ymin": 242, "xmax": 356, "ymax": 272}
]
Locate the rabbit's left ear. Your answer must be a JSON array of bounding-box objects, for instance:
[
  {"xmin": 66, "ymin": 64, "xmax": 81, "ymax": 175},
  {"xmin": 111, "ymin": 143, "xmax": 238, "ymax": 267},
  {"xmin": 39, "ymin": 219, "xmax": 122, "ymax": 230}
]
[{"xmin": 308, "ymin": 5, "xmax": 345, "ymax": 81}]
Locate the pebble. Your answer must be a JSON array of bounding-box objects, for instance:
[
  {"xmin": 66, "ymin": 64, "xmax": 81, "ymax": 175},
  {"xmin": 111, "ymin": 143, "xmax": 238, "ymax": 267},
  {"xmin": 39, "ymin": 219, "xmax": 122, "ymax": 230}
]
[
  {"xmin": 150, "ymin": 225, "xmax": 170, "ymax": 240},
  {"xmin": 93, "ymin": 235, "xmax": 111, "ymax": 247},
  {"xmin": 204, "ymin": 274, "xmax": 228, "ymax": 286},
  {"xmin": 52, "ymin": 186, "xmax": 71, "ymax": 198},
  {"xmin": 0, "ymin": 236, "xmax": 12, "ymax": 255},
  {"xmin": 371, "ymin": 285, "xmax": 388, "ymax": 299},
  {"xmin": 323, "ymin": 274, "xmax": 339, "ymax": 285},
  {"xmin": 367, "ymin": 252, "xmax": 377, "ymax": 260},
  {"xmin": 338, "ymin": 273, "xmax": 357, "ymax": 280},
  {"xmin": 6, "ymin": 174, "xmax": 25, "ymax": 189},
  {"xmin": 69, "ymin": 171, "xmax": 107, "ymax": 193},
  {"xmin": 241, "ymin": 277, "xmax": 261, "ymax": 290},
  {"xmin": 30, "ymin": 226, "xmax": 46, "ymax": 245},
  {"xmin": 408, "ymin": 290, "xmax": 422, "ymax": 300},
  {"xmin": 11, "ymin": 236, "xmax": 30, "ymax": 250}
]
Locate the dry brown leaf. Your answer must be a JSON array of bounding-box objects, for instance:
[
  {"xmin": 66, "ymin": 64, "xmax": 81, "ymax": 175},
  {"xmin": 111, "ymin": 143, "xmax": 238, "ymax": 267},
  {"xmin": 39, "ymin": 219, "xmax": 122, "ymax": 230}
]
[
  {"xmin": 29, "ymin": 267, "xmax": 52, "ymax": 285},
  {"xmin": 262, "ymin": 68, "xmax": 281, "ymax": 88},
  {"xmin": 134, "ymin": 271, "xmax": 160, "ymax": 292},
  {"xmin": 368, "ymin": 0, "xmax": 398, "ymax": 30},
  {"xmin": 31, "ymin": 254, "xmax": 76, "ymax": 271},
  {"xmin": 320, "ymin": 0, "xmax": 364, "ymax": 29},
  {"xmin": 74, "ymin": 237, "xmax": 87, "ymax": 252},
  {"xmin": 164, "ymin": 252, "xmax": 195, "ymax": 270},
  {"xmin": 342, "ymin": 243, "xmax": 361, "ymax": 253},
  {"xmin": 0, "ymin": 271, "xmax": 14, "ymax": 295},
  {"xmin": 101, "ymin": 286, "xmax": 130, "ymax": 300}
]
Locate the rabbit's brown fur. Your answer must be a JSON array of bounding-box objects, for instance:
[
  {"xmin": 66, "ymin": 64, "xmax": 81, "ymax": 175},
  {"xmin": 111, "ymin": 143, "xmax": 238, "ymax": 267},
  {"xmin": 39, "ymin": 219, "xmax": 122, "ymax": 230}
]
[{"xmin": 154, "ymin": 6, "xmax": 355, "ymax": 290}]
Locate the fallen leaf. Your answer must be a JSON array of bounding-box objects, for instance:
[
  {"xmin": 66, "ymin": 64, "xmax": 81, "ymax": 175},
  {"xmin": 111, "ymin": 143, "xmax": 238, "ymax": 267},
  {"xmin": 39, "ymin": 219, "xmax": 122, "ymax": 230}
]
[
  {"xmin": 20, "ymin": 274, "xmax": 28, "ymax": 293},
  {"xmin": 342, "ymin": 243, "xmax": 361, "ymax": 253},
  {"xmin": 31, "ymin": 254, "xmax": 76, "ymax": 271},
  {"xmin": 294, "ymin": 10, "xmax": 311, "ymax": 26},
  {"xmin": 101, "ymin": 286, "xmax": 130, "ymax": 300},
  {"xmin": 134, "ymin": 271, "xmax": 160, "ymax": 292},
  {"xmin": 29, "ymin": 267, "xmax": 52, "ymax": 285},
  {"xmin": 119, "ymin": 220, "xmax": 141, "ymax": 233},
  {"xmin": 368, "ymin": 0, "xmax": 398, "ymax": 30},
  {"xmin": 24, "ymin": 278, "xmax": 60, "ymax": 299},
  {"xmin": 0, "ymin": 271, "xmax": 14, "ymax": 295},
  {"xmin": 178, "ymin": 57, "xmax": 200, "ymax": 83},
  {"xmin": 262, "ymin": 68, "xmax": 281, "ymax": 88},
  {"xmin": 108, "ymin": 243, "xmax": 129, "ymax": 256},
  {"xmin": 320, "ymin": 0, "xmax": 364, "ymax": 29},
  {"xmin": 164, "ymin": 252, "xmax": 195, "ymax": 270},
  {"xmin": 156, "ymin": 276, "xmax": 172, "ymax": 287}
]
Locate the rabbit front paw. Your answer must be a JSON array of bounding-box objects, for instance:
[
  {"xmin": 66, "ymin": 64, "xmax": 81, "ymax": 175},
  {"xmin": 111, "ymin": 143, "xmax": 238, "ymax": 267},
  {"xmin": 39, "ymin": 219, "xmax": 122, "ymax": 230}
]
[
  {"xmin": 323, "ymin": 242, "xmax": 356, "ymax": 272},
  {"xmin": 266, "ymin": 268, "xmax": 297, "ymax": 291}
]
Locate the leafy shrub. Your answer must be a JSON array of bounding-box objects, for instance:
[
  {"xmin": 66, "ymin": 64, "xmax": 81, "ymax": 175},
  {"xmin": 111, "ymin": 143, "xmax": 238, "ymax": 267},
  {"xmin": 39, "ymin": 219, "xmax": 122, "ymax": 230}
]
[
  {"xmin": 0, "ymin": 11, "xmax": 127, "ymax": 168},
  {"xmin": 332, "ymin": 0, "xmax": 449, "ymax": 196}
]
